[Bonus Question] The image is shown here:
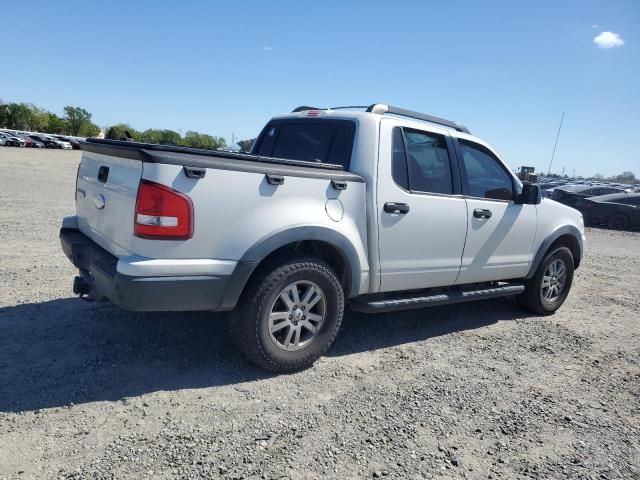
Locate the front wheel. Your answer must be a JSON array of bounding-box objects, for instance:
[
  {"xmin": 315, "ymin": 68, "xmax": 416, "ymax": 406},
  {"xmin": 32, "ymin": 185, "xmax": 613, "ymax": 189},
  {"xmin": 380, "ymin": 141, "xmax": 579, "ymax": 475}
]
[
  {"xmin": 229, "ymin": 257, "xmax": 344, "ymax": 373},
  {"xmin": 518, "ymin": 246, "xmax": 574, "ymax": 315}
]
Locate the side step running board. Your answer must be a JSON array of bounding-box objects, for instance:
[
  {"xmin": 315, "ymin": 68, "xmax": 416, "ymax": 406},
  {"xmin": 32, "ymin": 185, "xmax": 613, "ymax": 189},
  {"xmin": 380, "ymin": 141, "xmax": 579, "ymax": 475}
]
[{"xmin": 350, "ymin": 283, "xmax": 525, "ymax": 314}]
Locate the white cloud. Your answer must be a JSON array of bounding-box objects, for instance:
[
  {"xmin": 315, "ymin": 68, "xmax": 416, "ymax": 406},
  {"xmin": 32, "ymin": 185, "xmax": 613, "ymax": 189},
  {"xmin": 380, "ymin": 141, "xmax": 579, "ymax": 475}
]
[
  {"xmin": 593, "ymin": 31, "xmax": 625, "ymax": 49},
  {"xmin": 591, "ymin": 24, "xmax": 599, "ymax": 29},
  {"xmin": 259, "ymin": 46, "xmax": 273, "ymax": 52}
]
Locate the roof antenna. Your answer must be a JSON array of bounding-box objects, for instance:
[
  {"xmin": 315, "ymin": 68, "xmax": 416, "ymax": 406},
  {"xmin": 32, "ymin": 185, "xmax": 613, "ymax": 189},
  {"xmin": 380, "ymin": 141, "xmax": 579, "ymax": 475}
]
[{"xmin": 547, "ymin": 112, "xmax": 565, "ymax": 176}]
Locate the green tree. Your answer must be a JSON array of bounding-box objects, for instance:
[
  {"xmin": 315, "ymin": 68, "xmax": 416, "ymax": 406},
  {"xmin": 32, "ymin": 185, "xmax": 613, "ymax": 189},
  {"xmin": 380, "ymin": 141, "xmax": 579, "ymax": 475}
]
[
  {"xmin": 45, "ymin": 113, "xmax": 68, "ymax": 134},
  {"xmin": 0, "ymin": 100, "xmax": 10, "ymax": 128},
  {"xmin": 183, "ymin": 131, "xmax": 213, "ymax": 149},
  {"xmin": 182, "ymin": 131, "xmax": 226, "ymax": 149},
  {"xmin": 4, "ymin": 103, "xmax": 36, "ymax": 130},
  {"xmin": 64, "ymin": 106, "xmax": 94, "ymax": 136},
  {"xmin": 80, "ymin": 122, "xmax": 100, "ymax": 137},
  {"xmin": 236, "ymin": 138, "xmax": 255, "ymax": 152},
  {"xmin": 105, "ymin": 123, "xmax": 139, "ymax": 140},
  {"xmin": 139, "ymin": 128, "xmax": 182, "ymax": 145}
]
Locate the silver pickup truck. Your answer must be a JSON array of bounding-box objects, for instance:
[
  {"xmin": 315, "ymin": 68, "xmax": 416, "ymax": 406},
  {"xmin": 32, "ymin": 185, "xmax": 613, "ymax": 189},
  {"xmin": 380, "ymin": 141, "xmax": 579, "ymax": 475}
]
[{"xmin": 60, "ymin": 104, "xmax": 585, "ymax": 372}]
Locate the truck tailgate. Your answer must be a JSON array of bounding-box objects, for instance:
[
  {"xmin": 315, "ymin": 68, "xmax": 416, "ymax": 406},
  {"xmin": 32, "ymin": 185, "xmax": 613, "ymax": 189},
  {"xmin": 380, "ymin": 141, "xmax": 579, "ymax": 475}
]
[{"xmin": 76, "ymin": 151, "xmax": 142, "ymax": 256}]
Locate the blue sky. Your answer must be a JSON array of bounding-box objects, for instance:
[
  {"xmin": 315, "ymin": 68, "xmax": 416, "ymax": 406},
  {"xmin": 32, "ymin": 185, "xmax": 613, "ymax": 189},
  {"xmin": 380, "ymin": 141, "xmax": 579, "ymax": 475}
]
[{"xmin": 1, "ymin": 0, "xmax": 638, "ymax": 177}]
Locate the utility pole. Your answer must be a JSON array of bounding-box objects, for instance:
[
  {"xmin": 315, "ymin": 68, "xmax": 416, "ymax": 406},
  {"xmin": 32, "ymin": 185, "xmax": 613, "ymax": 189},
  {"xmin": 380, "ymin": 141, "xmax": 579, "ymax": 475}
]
[
  {"xmin": 572, "ymin": 169, "xmax": 576, "ymax": 179},
  {"xmin": 547, "ymin": 112, "xmax": 565, "ymax": 176}
]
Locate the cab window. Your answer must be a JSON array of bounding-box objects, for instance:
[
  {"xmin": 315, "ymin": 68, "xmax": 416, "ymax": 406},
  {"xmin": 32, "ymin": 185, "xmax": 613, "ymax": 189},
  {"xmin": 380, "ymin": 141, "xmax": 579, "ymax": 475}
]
[
  {"xmin": 392, "ymin": 127, "xmax": 454, "ymax": 195},
  {"xmin": 459, "ymin": 139, "xmax": 514, "ymax": 201}
]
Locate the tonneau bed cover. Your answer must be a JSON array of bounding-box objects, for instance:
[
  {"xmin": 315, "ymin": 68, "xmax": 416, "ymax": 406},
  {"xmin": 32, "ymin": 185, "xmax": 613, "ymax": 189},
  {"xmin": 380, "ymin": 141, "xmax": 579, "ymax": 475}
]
[{"xmin": 81, "ymin": 138, "xmax": 346, "ymax": 171}]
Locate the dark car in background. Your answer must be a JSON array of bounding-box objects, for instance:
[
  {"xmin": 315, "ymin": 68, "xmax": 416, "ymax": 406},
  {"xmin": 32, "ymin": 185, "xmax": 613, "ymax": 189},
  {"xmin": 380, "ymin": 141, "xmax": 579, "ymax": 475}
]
[
  {"xmin": 577, "ymin": 193, "xmax": 640, "ymax": 230},
  {"xmin": 551, "ymin": 185, "xmax": 627, "ymax": 208},
  {"xmin": 23, "ymin": 135, "xmax": 45, "ymax": 148},
  {"xmin": 27, "ymin": 134, "xmax": 58, "ymax": 148}
]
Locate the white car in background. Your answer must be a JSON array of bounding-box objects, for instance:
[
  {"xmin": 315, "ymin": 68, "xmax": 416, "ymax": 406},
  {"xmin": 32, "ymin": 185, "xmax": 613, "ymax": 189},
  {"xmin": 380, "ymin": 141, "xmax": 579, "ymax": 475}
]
[
  {"xmin": 0, "ymin": 131, "xmax": 26, "ymax": 147},
  {"xmin": 46, "ymin": 136, "xmax": 73, "ymax": 149}
]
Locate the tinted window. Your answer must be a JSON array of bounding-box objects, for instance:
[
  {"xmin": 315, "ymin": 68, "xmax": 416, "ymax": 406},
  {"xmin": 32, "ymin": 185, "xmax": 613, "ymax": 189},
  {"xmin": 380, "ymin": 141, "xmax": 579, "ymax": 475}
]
[
  {"xmin": 460, "ymin": 140, "xmax": 514, "ymax": 200},
  {"xmin": 256, "ymin": 121, "xmax": 354, "ymax": 169},
  {"xmin": 391, "ymin": 127, "xmax": 409, "ymax": 189},
  {"xmin": 402, "ymin": 129, "xmax": 453, "ymax": 195}
]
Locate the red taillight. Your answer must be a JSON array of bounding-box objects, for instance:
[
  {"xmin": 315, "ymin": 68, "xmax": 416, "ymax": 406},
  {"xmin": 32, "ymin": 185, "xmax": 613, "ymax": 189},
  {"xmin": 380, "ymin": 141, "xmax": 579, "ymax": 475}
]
[{"xmin": 134, "ymin": 180, "xmax": 193, "ymax": 240}]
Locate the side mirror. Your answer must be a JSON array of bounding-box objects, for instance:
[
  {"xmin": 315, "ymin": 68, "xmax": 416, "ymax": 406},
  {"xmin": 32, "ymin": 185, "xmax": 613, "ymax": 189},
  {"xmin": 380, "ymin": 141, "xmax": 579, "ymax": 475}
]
[{"xmin": 516, "ymin": 183, "xmax": 542, "ymax": 205}]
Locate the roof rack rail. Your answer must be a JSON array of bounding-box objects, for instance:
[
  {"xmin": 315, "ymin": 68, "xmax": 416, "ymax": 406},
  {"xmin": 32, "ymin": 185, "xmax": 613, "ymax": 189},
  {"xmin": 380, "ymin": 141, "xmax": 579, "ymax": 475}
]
[
  {"xmin": 291, "ymin": 104, "xmax": 470, "ymax": 134},
  {"xmin": 366, "ymin": 104, "xmax": 470, "ymax": 134}
]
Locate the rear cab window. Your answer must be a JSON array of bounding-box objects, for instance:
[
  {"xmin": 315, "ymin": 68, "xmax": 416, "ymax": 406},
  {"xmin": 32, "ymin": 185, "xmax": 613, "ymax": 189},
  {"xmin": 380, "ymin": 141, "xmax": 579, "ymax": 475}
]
[
  {"xmin": 254, "ymin": 119, "xmax": 355, "ymax": 169},
  {"xmin": 392, "ymin": 127, "xmax": 455, "ymax": 195}
]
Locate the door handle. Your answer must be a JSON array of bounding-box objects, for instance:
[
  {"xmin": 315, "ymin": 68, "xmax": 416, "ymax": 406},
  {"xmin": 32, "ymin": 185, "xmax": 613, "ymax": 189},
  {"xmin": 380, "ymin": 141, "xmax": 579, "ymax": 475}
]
[
  {"xmin": 473, "ymin": 208, "xmax": 492, "ymax": 219},
  {"xmin": 384, "ymin": 202, "xmax": 410, "ymax": 214}
]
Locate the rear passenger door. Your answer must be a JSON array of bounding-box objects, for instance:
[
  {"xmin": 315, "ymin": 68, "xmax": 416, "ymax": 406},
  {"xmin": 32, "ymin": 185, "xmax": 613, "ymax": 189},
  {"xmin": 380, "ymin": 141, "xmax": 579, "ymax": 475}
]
[
  {"xmin": 455, "ymin": 138, "xmax": 536, "ymax": 284},
  {"xmin": 376, "ymin": 120, "xmax": 468, "ymax": 292}
]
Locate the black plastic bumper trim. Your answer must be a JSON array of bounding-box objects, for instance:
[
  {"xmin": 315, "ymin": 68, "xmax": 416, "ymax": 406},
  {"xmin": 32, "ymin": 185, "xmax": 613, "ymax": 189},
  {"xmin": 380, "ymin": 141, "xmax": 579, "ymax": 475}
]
[{"xmin": 60, "ymin": 228, "xmax": 253, "ymax": 312}]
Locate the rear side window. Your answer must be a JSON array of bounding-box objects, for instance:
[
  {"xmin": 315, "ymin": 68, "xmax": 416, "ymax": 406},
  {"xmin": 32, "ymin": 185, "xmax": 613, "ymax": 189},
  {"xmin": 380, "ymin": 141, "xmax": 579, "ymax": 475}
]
[
  {"xmin": 599, "ymin": 187, "xmax": 622, "ymax": 195},
  {"xmin": 618, "ymin": 197, "xmax": 640, "ymax": 205},
  {"xmin": 391, "ymin": 127, "xmax": 409, "ymax": 189},
  {"xmin": 255, "ymin": 120, "xmax": 355, "ymax": 169},
  {"xmin": 391, "ymin": 127, "xmax": 454, "ymax": 195}
]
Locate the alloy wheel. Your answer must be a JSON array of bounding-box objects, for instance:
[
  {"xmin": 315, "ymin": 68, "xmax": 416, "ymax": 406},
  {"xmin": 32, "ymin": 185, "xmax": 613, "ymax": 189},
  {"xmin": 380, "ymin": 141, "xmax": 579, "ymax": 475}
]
[{"xmin": 268, "ymin": 280, "xmax": 326, "ymax": 351}]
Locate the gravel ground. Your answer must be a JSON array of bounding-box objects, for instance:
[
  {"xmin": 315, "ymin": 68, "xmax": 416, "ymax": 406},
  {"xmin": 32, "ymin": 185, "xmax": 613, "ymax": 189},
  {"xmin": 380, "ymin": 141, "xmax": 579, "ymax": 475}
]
[{"xmin": 1, "ymin": 148, "xmax": 639, "ymax": 480}]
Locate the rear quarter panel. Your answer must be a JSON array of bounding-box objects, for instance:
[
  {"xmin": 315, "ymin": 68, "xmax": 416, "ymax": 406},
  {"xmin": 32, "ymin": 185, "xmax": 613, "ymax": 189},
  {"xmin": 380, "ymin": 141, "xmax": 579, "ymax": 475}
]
[{"xmin": 136, "ymin": 163, "xmax": 370, "ymax": 290}]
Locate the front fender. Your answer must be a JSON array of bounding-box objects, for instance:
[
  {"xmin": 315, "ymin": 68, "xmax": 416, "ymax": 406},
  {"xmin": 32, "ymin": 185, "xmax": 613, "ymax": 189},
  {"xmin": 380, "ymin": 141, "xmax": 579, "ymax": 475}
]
[{"xmin": 526, "ymin": 224, "xmax": 584, "ymax": 279}]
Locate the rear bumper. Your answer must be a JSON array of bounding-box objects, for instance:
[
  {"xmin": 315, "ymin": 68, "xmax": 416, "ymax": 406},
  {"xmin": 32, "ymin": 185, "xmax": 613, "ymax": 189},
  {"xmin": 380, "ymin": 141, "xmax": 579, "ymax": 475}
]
[{"xmin": 59, "ymin": 228, "xmax": 255, "ymax": 312}]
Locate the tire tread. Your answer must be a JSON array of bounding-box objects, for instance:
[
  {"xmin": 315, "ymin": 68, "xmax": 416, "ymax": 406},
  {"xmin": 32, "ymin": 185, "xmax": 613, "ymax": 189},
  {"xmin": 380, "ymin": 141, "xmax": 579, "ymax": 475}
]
[{"xmin": 229, "ymin": 258, "xmax": 344, "ymax": 373}]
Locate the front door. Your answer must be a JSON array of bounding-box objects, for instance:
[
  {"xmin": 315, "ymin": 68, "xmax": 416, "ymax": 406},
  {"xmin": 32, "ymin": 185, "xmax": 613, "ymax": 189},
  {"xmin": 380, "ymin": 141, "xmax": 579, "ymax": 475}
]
[
  {"xmin": 376, "ymin": 120, "xmax": 468, "ymax": 292},
  {"xmin": 455, "ymin": 138, "xmax": 536, "ymax": 284}
]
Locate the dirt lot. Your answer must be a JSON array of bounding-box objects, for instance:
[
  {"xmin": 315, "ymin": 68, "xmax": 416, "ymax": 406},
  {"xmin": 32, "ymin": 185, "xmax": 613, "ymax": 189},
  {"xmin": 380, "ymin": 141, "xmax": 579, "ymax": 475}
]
[{"xmin": 0, "ymin": 147, "xmax": 639, "ymax": 480}]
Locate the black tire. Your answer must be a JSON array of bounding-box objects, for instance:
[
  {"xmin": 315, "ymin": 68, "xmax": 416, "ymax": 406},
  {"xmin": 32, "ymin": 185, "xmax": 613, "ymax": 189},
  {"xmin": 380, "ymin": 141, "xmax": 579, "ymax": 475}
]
[
  {"xmin": 229, "ymin": 256, "xmax": 344, "ymax": 373},
  {"xmin": 517, "ymin": 246, "xmax": 574, "ymax": 315},
  {"xmin": 607, "ymin": 213, "xmax": 629, "ymax": 230}
]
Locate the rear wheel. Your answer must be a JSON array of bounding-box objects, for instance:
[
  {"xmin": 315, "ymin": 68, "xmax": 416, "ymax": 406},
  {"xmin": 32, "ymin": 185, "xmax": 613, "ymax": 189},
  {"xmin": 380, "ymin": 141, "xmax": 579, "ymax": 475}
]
[
  {"xmin": 518, "ymin": 246, "xmax": 574, "ymax": 315},
  {"xmin": 229, "ymin": 257, "xmax": 344, "ymax": 373},
  {"xmin": 607, "ymin": 213, "xmax": 629, "ymax": 230}
]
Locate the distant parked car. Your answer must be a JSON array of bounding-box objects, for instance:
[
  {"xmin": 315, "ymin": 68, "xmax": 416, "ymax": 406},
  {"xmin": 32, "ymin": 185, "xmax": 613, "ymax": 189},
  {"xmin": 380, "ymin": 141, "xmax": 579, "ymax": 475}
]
[
  {"xmin": 24, "ymin": 136, "xmax": 45, "ymax": 148},
  {"xmin": 551, "ymin": 185, "xmax": 626, "ymax": 208},
  {"xmin": 46, "ymin": 135, "xmax": 73, "ymax": 149},
  {"xmin": 27, "ymin": 134, "xmax": 58, "ymax": 148},
  {"xmin": 578, "ymin": 193, "xmax": 640, "ymax": 230},
  {"xmin": 55, "ymin": 135, "xmax": 83, "ymax": 149},
  {"xmin": 0, "ymin": 132, "xmax": 26, "ymax": 147}
]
